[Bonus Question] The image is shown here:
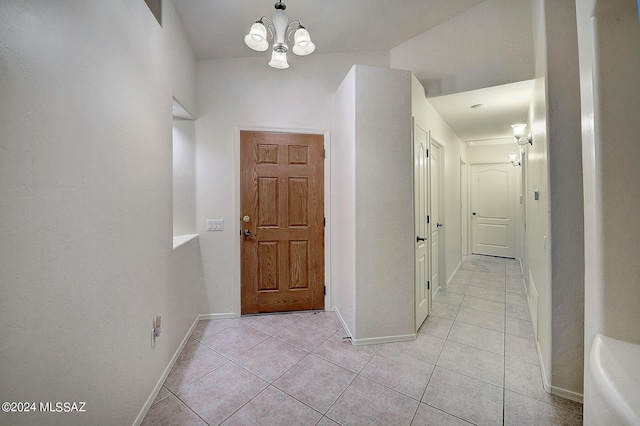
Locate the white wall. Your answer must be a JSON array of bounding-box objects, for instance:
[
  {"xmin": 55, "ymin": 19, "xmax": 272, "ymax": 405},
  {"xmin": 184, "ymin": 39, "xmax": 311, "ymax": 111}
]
[
  {"xmin": 173, "ymin": 120, "xmax": 197, "ymax": 236},
  {"xmin": 353, "ymin": 66, "xmax": 414, "ymax": 341},
  {"xmin": 194, "ymin": 52, "xmax": 389, "ymax": 315},
  {"xmin": 576, "ymin": 0, "xmax": 640, "ymax": 422},
  {"xmin": 332, "ymin": 67, "xmax": 357, "ymax": 335},
  {"xmin": 391, "ymin": 0, "xmax": 535, "ymax": 97},
  {"xmin": 0, "ymin": 1, "xmax": 205, "ymax": 424},
  {"xmin": 527, "ymin": 0, "xmax": 584, "ymax": 400}
]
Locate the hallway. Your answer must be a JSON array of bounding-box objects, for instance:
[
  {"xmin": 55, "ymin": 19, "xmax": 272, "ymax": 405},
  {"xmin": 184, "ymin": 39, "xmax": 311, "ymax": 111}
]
[{"xmin": 142, "ymin": 255, "xmax": 582, "ymax": 425}]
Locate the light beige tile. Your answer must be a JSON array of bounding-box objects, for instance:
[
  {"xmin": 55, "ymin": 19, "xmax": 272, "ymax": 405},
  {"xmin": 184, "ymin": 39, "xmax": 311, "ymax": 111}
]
[
  {"xmin": 312, "ymin": 331, "xmax": 378, "ymax": 373},
  {"xmin": 360, "ymin": 346, "xmax": 434, "ymax": 400},
  {"xmin": 163, "ymin": 343, "xmax": 227, "ymax": 393},
  {"xmin": 448, "ymin": 322, "xmax": 504, "ymax": 355},
  {"xmin": 303, "ymin": 310, "xmax": 344, "ymax": 330},
  {"xmin": 411, "ymin": 403, "xmax": 473, "ymax": 425},
  {"xmin": 221, "ymin": 386, "xmax": 322, "ymax": 426},
  {"xmin": 455, "ymin": 307, "xmax": 504, "ymax": 332},
  {"xmin": 239, "ymin": 313, "xmax": 300, "ymax": 335},
  {"xmin": 505, "ymin": 334, "xmax": 539, "ymax": 365},
  {"xmin": 232, "ymin": 337, "xmax": 307, "ymax": 382},
  {"xmin": 506, "ymin": 317, "xmax": 534, "ymax": 340},
  {"xmin": 451, "ymin": 269, "xmax": 474, "ymax": 282},
  {"xmin": 274, "ymin": 354, "xmax": 355, "ymax": 413},
  {"xmin": 461, "ymin": 295, "xmax": 505, "ymax": 316},
  {"xmin": 506, "ymin": 292, "xmax": 528, "ymax": 306},
  {"xmin": 317, "ymin": 417, "xmax": 341, "ymax": 425},
  {"xmin": 384, "ymin": 332, "xmax": 445, "ymax": 364},
  {"xmin": 436, "ymin": 341, "xmax": 504, "ymax": 387},
  {"xmin": 141, "ymin": 394, "xmax": 206, "ymax": 426},
  {"xmin": 177, "ymin": 362, "xmax": 268, "ymax": 426},
  {"xmin": 434, "ymin": 290, "xmax": 464, "ymax": 306},
  {"xmin": 423, "ymin": 367, "xmax": 503, "ymax": 426},
  {"xmin": 326, "ymin": 376, "xmax": 419, "ymax": 426},
  {"xmin": 469, "ymin": 277, "xmax": 506, "ymax": 291},
  {"xmin": 431, "ymin": 301, "xmax": 460, "ymax": 320},
  {"xmin": 504, "ymin": 391, "xmax": 582, "ymax": 426},
  {"xmin": 507, "ymin": 279, "xmax": 526, "ymax": 294},
  {"xmin": 465, "ymin": 285, "xmax": 505, "ymax": 303},
  {"xmin": 506, "ymin": 302, "xmax": 531, "ymax": 320},
  {"xmin": 418, "ymin": 315, "xmax": 453, "ymax": 339},
  {"xmin": 191, "ymin": 318, "xmax": 239, "ymax": 341},
  {"xmin": 201, "ymin": 323, "xmax": 269, "ymax": 359},
  {"xmin": 504, "ymin": 357, "xmax": 583, "ymax": 414},
  {"xmin": 151, "ymin": 386, "xmax": 172, "ymax": 406},
  {"xmin": 273, "ymin": 318, "xmax": 336, "ymax": 352},
  {"xmin": 458, "ymin": 261, "xmax": 478, "ymax": 271},
  {"xmin": 444, "ymin": 282, "xmax": 468, "ymax": 295}
]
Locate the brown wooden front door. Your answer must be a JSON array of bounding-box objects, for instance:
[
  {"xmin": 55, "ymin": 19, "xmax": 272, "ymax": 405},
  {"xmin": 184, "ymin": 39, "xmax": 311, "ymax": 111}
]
[{"xmin": 240, "ymin": 131, "xmax": 324, "ymax": 314}]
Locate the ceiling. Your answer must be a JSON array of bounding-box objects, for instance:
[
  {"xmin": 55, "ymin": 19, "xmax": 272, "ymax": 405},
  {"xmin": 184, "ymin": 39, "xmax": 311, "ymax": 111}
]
[
  {"xmin": 428, "ymin": 80, "xmax": 534, "ymax": 144},
  {"xmin": 173, "ymin": 0, "xmax": 533, "ymax": 143},
  {"xmin": 173, "ymin": 0, "xmax": 486, "ymax": 60}
]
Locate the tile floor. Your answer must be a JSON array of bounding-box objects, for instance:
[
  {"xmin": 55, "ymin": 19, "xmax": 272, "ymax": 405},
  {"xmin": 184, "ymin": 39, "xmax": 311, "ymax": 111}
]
[{"xmin": 142, "ymin": 255, "xmax": 583, "ymax": 425}]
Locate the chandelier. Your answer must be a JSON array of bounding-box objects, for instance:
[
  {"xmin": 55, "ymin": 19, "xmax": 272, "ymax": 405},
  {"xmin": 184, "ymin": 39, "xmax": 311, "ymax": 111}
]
[{"xmin": 244, "ymin": 1, "xmax": 316, "ymax": 69}]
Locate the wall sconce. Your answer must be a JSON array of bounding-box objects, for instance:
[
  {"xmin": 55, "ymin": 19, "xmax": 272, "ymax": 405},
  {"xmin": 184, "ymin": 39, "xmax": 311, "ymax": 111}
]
[
  {"xmin": 512, "ymin": 124, "xmax": 532, "ymax": 146},
  {"xmin": 509, "ymin": 153, "xmax": 521, "ymax": 167}
]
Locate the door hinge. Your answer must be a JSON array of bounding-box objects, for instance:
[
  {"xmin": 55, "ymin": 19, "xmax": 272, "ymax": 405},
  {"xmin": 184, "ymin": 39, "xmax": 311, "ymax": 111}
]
[
  {"xmin": 426, "ymin": 149, "xmax": 429, "ymax": 157},
  {"xmin": 427, "ymin": 215, "xmax": 430, "ymax": 224},
  {"xmin": 323, "ymin": 149, "xmax": 326, "ymax": 159},
  {"xmin": 324, "ymin": 217, "xmax": 326, "ymax": 227},
  {"xmin": 428, "ymin": 280, "xmax": 430, "ymax": 290},
  {"xmin": 324, "ymin": 286, "xmax": 326, "ymax": 295}
]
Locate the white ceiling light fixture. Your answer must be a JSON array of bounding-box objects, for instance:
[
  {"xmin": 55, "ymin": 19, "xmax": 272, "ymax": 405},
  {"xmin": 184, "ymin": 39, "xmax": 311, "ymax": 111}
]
[
  {"xmin": 512, "ymin": 123, "xmax": 532, "ymax": 146},
  {"xmin": 244, "ymin": 1, "xmax": 316, "ymax": 69}
]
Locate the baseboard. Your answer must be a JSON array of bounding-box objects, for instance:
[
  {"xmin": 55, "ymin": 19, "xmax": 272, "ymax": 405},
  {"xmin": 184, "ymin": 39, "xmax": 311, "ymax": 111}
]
[
  {"xmin": 199, "ymin": 312, "xmax": 238, "ymax": 320},
  {"xmin": 133, "ymin": 315, "xmax": 201, "ymax": 426},
  {"xmin": 550, "ymin": 385, "xmax": 584, "ymax": 403},
  {"xmin": 333, "ymin": 307, "xmax": 353, "ymax": 340},
  {"xmin": 534, "ymin": 324, "xmax": 584, "ymax": 404},
  {"xmin": 446, "ymin": 260, "xmax": 463, "ymax": 289},
  {"xmin": 351, "ymin": 333, "xmax": 416, "ymax": 346}
]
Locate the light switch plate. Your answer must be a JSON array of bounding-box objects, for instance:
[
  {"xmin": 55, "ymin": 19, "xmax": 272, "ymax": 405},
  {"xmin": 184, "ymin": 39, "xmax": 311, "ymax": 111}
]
[{"xmin": 206, "ymin": 219, "xmax": 224, "ymax": 231}]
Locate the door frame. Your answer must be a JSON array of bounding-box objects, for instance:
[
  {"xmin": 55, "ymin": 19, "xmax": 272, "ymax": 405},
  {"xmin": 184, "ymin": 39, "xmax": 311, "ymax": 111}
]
[
  {"xmin": 233, "ymin": 126, "xmax": 332, "ymax": 316},
  {"xmin": 429, "ymin": 135, "xmax": 445, "ymax": 294}
]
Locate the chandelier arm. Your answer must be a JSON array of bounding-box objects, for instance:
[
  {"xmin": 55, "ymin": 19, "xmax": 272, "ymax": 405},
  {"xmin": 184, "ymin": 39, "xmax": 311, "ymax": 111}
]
[
  {"xmin": 285, "ymin": 20, "xmax": 302, "ymax": 42},
  {"xmin": 258, "ymin": 16, "xmax": 276, "ymax": 40}
]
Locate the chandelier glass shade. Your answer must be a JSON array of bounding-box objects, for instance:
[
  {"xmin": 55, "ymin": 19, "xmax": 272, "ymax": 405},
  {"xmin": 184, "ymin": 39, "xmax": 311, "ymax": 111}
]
[{"xmin": 244, "ymin": 1, "xmax": 315, "ymax": 69}]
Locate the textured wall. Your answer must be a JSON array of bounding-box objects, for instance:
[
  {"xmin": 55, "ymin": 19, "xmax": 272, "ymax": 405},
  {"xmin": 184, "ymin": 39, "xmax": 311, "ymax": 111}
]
[{"xmin": 0, "ymin": 1, "xmax": 205, "ymax": 424}]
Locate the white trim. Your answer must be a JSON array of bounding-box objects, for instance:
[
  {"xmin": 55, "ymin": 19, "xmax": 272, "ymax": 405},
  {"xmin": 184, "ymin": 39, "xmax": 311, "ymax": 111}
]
[
  {"xmin": 446, "ymin": 260, "xmax": 462, "ymax": 289},
  {"xmin": 133, "ymin": 315, "xmax": 200, "ymax": 426},
  {"xmin": 535, "ymin": 339, "xmax": 584, "ymax": 403},
  {"xmin": 199, "ymin": 312, "xmax": 239, "ymax": 320},
  {"xmin": 351, "ymin": 333, "xmax": 416, "ymax": 346},
  {"xmin": 333, "ymin": 307, "xmax": 353, "ymax": 339},
  {"xmin": 550, "ymin": 385, "xmax": 584, "ymax": 403},
  {"xmin": 234, "ymin": 126, "xmax": 332, "ymax": 313}
]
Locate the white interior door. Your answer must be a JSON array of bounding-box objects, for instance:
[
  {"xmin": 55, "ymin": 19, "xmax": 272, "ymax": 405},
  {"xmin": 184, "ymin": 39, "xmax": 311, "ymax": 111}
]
[
  {"xmin": 471, "ymin": 163, "xmax": 516, "ymax": 258},
  {"xmin": 414, "ymin": 122, "xmax": 430, "ymax": 330},
  {"xmin": 430, "ymin": 142, "xmax": 443, "ymax": 292}
]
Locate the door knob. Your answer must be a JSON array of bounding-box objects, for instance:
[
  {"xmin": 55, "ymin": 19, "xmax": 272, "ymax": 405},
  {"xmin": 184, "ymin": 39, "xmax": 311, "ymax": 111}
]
[
  {"xmin": 416, "ymin": 236, "xmax": 427, "ymax": 242},
  {"xmin": 243, "ymin": 229, "xmax": 251, "ymax": 236},
  {"xmin": 472, "ymin": 212, "xmax": 477, "ymax": 216},
  {"xmin": 437, "ymin": 223, "xmax": 443, "ymax": 228}
]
